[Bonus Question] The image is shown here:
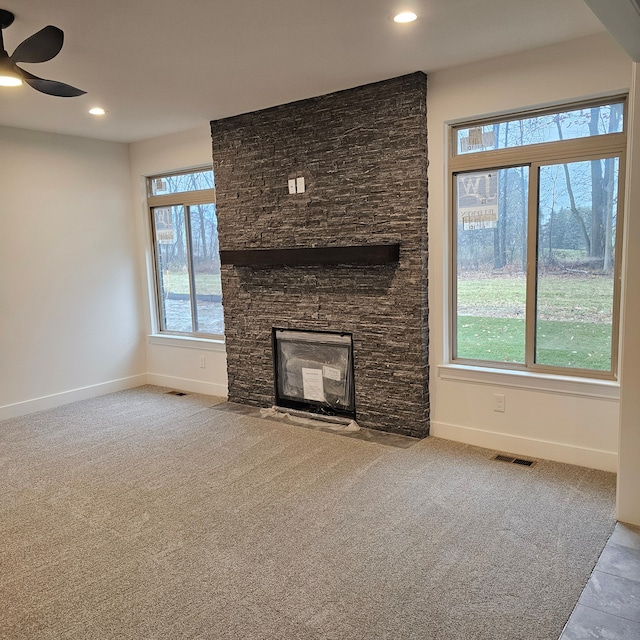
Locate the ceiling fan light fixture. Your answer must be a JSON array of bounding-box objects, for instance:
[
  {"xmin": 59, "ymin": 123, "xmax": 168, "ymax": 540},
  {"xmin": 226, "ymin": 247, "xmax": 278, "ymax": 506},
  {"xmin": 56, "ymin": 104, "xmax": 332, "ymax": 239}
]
[
  {"xmin": 0, "ymin": 71, "xmax": 22, "ymax": 86},
  {"xmin": 0, "ymin": 58, "xmax": 22, "ymax": 86},
  {"xmin": 393, "ymin": 11, "xmax": 418, "ymax": 23},
  {"xmin": 0, "ymin": 9, "xmax": 85, "ymax": 97},
  {"xmin": 89, "ymin": 107, "xmax": 106, "ymax": 115}
]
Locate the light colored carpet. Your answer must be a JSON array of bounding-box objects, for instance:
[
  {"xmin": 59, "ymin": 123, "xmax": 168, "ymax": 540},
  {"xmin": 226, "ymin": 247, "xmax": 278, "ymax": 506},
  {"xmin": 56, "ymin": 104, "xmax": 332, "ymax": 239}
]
[{"xmin": 0, "ymin": 386, "xmax": 616, "ymax": 639}]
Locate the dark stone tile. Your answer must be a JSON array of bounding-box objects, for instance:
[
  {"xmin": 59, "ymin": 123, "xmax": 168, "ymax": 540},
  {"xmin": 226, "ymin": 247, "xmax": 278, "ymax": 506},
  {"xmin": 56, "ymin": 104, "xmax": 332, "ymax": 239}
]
[
  {"xmin": 609, "ymin": 523, "xmax": 640, "ymax": 551},
  {"xmin": 211, "ymin": 73, "xmax": 430, "ymax": 439},
  {"xmin": 561, "ymin": 604, "xmax": 640, "ymax": 639},
  {"xmin": 341, "ymin": 427, "xmax": 418, "ymax": 449},
  {"xmin": 579, "ymin": 570, "xmax": 640, "ymax": 622},
  {"xmin": 210, "ymin": 402, "xmax": 260, "ymax": 416},
  {"xmin": 596, "ymin": 542, "xmax": 640, "ymax": 583},
  {"xmin": 211, "ymin": 402, "xmax": 419, "ymax": 449}
]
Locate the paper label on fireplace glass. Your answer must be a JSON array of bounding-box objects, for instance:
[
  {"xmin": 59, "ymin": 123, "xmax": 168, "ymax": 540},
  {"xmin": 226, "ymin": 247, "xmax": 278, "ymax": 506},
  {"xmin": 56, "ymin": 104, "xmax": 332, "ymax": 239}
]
[
  {"xmin": 301, "ymin": 368, "xmax": 325, "ymax": 402},
  {"xmin": 323, "ymin": 365, "xmax": 342, "ymax": 382}
]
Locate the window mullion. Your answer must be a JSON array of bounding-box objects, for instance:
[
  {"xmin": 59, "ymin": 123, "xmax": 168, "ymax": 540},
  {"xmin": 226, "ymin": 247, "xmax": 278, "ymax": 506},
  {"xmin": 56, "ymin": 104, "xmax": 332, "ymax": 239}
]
[
  {"xmin": 183, "ymin": 205, "xmax": 199, "ymax": 333},
  {"xmin": 525, "ymin": 164, "xmax": 540, "ymax": 368},
  {"xmin": 148, "ymin": 189, "xmax": 216, "ymax": 209},
  {"xmin": 611, "ymin": 153, "xmax": 626, "ymax": 378},
  {"xmin": 150, "ymin": 208, "xmax": 168, "ymax": 332},
  {"xmin": 450, "ymin": 174, "xmax": 459, "ymax": 361},
  {"xmin": 449, "ymin": 134, "xmax": 626, "ymax": 174}
]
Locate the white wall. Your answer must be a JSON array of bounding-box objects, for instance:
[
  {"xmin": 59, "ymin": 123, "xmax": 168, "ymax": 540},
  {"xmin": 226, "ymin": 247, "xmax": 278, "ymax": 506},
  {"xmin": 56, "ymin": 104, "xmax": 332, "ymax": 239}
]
[
  {"xmin": 0, "ymin": 126, "xmax": 146, "ymax": 419},
  {"xmin": 4, "ymin": 36, "xmax": 634, "ymax": 477},
  {"xmin": 128, "ymin": 125, "xmax": 228, "ymax": 397},
  {"xmin": 427, "ymin": 34, "xmax": 633, "ymax": 472},
  {"xmin": 617, "ymin": 62, "xmax": 640, "ymax": 525}
]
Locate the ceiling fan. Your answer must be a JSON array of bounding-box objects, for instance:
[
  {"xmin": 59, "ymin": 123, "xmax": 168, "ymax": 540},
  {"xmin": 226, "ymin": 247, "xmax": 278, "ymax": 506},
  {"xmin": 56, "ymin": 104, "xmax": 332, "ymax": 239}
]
[{"xmin": 0, "ymin": 8, "xmax": 85, "ymax": 97}]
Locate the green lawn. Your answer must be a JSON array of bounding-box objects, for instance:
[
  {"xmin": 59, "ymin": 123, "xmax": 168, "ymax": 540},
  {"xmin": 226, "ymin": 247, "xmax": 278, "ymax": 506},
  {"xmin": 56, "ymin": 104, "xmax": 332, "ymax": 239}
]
[
  {"xmin": 536, "ymin": 319, "xmax": 612, "ymax": 370},
  {"xmin": 456, "ymin": 273, "xmax": 614, "ymax": 370},
  {"xmin": 163, "ymin": 271, "xmax": 222, "ymax": 296},
  {"xmin": 457, "ymin": 316, "xmax": 612, "ymax": 370},
  {"xmin": 457, "ymin": 316, "xmax": 526, "ymax": 364},
  {"xmin": 457, "ymin": 274, "xmax": 614, "ymax": 322}
]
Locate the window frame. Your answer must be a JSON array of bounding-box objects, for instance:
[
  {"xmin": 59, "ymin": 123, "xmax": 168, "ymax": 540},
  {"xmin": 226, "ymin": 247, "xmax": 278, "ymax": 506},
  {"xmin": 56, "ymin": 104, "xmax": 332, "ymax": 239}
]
[
  {"xmin": 147, "ymin": 167, "xmax": 222, "ymax": 340},
  {"xmin": 449, "ymin": 96, "xmax": 627, "ymax": 380}
]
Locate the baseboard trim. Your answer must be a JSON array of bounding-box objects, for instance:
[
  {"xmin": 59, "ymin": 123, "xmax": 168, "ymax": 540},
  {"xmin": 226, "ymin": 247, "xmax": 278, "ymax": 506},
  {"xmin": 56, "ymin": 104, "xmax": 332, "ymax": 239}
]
[
  {"xmin": 431, "ymin": 420, "xmax": 617, "ymax": 472},
  {"xmin": 0, "ymin": 374, "xmax": 148, "ymax": 421},
  {"xmin": 146, "ymin": 374, "xmax": 228, "ymax": 399}
]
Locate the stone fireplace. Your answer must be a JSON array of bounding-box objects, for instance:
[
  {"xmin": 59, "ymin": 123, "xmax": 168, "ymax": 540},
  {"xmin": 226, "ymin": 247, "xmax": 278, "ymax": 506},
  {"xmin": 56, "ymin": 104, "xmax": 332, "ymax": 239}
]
[{"xmin": 211, "ymin": 72, "xmax": 429, "ymax": 438}]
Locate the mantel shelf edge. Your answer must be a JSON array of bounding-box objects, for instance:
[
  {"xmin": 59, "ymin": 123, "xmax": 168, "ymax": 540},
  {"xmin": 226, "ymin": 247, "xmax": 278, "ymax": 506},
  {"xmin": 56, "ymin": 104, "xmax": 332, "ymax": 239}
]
[{"xmin": 219, "ymin": 243, "xmax": 401, "ymax": 267}]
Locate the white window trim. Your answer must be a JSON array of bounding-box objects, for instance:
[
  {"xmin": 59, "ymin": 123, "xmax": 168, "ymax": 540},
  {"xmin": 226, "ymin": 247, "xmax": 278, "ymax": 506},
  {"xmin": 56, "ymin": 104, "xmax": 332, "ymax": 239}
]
[
  {"xmin": 438, "ymin": 363, "xmax": 619, "ymax": 400},
  {"xmin": 148, "ymin": 334, "xmax": 226, "ymax": 352},
  {"xmin": 146, "ymin": 167, "xmax": 224, "ymax": 339},
  {"xmin": 448, "ymin": 97, "xmax": 627, "ymax": 381}
]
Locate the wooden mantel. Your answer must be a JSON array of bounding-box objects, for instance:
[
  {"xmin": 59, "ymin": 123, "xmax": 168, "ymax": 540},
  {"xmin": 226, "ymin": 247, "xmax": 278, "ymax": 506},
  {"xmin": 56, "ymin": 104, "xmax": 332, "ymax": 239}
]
[{"xmin": 219, "ymin": 243, "xmax": 401, "ymax": 267}]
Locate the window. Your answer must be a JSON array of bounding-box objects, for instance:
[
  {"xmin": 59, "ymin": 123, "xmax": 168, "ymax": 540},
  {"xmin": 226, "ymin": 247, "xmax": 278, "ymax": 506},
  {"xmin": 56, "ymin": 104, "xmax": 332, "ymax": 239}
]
[
  {"xmin": 450, "ymin": 98, "xmax": 626, "ymax": 378},
  {"xmin": 147, "ymin": 168, "xmax": 224, "ymax": 338}
]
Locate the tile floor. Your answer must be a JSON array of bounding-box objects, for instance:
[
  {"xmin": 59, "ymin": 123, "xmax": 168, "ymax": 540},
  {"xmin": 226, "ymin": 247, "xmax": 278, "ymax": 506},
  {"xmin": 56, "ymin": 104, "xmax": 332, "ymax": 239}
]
[{"xmin": 560, "ymin": 522, "xmax": 640, "ymax": 639}]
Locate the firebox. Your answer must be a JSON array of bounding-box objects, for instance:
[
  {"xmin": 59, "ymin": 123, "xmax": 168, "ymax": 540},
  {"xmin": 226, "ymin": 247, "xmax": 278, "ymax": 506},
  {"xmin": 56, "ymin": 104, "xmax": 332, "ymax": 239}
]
[{"xmin": 272, "ymin": 328, "xmax": 356, "ymax": 419}]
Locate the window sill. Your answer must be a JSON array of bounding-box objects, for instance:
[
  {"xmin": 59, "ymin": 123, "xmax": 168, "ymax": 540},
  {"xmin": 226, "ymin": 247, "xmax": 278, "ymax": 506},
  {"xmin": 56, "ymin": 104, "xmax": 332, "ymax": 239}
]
[
  {"xmin": 437, "ymin": 363, "xmax": 619, "ymax": 400},
  {"xmin": 148, "ymin": 334, "xmax": 226, "ymax": 352}
]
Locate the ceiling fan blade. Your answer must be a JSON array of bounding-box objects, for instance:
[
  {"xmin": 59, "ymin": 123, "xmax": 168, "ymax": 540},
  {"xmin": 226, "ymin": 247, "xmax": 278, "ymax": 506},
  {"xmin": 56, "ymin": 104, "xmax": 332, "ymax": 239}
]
[
  {"xmin": 11, "ymin": 26, "xmax": 64, "ymax": 63},
  {"xmin": 18, "ymin": 68, "xmax": 86, "ymax": 97}
]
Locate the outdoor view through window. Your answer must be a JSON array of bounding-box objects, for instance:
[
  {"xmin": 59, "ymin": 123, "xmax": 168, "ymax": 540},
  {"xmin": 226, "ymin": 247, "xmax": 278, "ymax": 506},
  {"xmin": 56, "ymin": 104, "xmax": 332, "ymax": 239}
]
[
  {"xmin": 451, "ymin": 100, "xmax": 625, "ymax": 376},
  {"xmin": 148, "ymin": 169, "xmax": 224, "ymax": 337}
]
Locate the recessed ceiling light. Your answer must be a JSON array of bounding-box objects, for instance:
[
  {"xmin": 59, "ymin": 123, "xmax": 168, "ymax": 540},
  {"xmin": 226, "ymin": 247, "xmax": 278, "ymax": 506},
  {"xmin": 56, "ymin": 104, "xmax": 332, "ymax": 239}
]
[
  {"xmin": 89, "ymin": 107, "xmax": 106, "ymax": 116},
  {"xmin": 394, "ymin": 11, "xmax": 417, "ymax": 23}
]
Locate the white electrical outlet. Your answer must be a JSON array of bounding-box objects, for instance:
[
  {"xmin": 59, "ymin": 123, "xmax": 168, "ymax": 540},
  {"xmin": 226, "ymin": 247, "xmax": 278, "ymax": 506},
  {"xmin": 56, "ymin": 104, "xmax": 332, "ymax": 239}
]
[
  {"xmin": 288, "ymin": 178, "xmax": 296, "ymax": 194},
  {"xmin": 296, "ymin": 176, "xmax": 305, "ymax": 193},
  {"xmin": 200, "ymin": 355, "xmax": 206, "ymax": 369},
  {"xmin": 493, "ymin": 394, "xmax": 505, "ymax": 412}
]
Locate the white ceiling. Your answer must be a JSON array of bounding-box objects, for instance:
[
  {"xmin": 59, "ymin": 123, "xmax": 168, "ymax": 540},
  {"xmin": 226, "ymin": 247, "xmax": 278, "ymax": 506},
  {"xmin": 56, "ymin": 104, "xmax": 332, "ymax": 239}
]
[{"xmin": 0, "ymin": 0, "xmax": 610, "ymax": 143}]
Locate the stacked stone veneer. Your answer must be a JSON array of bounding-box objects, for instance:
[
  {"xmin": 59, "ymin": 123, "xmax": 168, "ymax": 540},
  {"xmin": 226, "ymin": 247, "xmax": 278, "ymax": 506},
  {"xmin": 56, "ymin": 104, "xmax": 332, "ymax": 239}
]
[{"xmin": 211, "ymin": 72, "xmax": 429, "ymax": 437}]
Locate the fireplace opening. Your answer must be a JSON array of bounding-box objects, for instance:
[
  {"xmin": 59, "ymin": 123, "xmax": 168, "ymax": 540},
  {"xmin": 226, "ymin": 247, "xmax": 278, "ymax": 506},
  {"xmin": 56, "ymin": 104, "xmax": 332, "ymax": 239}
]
[{"xmin": 272, "ymin": 328, "xmax": 355, "ymax": 419}]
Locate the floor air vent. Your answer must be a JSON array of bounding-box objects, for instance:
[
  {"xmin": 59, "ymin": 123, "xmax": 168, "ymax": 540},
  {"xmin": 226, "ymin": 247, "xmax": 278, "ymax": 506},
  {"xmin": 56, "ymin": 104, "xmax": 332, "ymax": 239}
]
[
  {"xmin": 166, "ymin": 390, "xmax": 188, "ymax": 396},
  {"xmin": 493, "ymin": 453, "xmax": 536, "ymax": 467},
  {"xmin": 512, "ymin": 458, "xmax": 535, "ymax": 467}
]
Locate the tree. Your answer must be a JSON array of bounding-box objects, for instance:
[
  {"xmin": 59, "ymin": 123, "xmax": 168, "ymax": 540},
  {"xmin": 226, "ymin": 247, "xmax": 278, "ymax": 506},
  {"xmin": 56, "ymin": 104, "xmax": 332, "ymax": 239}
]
[{"xmin": 553, "ymin": 104, "xmax": 620, "ymax": 272}]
